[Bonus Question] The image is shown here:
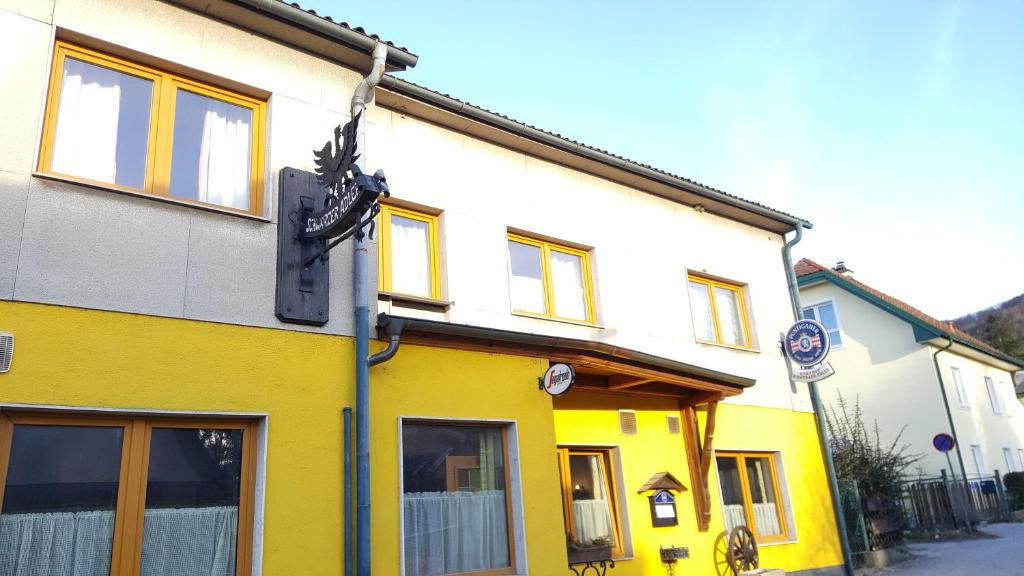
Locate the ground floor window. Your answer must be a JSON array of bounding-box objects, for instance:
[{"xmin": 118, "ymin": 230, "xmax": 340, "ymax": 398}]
[
  {"xmin": 557, "ymin": 447, "xmax": 624, "ymax": 557},
  {"xmin": 0, "ymin": 412, "xmax": 256, "ymax": 576},
  {"xmin": 716, "ymin": 451, "xmax": 789, "ymax": 542},
  {"xmin": 401, "ymin": 421, "xmax": 513, "ymax": 576}
]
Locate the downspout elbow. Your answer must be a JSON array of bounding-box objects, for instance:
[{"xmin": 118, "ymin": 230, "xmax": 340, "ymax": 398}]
[
  {"xmin": 351, "ymin": 42, "xmax": 388, "ymax": 113},
  {"xmin": 368, "ymin": 315, "xmax": 406, "ymax": 367}
]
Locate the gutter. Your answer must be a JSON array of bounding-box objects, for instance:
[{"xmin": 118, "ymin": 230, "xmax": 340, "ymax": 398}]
[
  {"xmin": 376, "ymin": 313, "xmax": 755, "ymax": 388},
  {"xmin": 379, "ymin": 75, "xmax": 812, "ymax": 232},
  {"xmin": 931, "ymin": 336, "xmax": 974, "ymax": 531},
  {"xmin": 229, "ymin": 0, "xmax": 419, "ymax": 69}
]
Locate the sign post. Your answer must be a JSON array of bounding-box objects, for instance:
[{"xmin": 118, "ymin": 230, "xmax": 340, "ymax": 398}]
[{"xmin": 933, "ymin": 432, "xmax": 972, "ymax": 529}]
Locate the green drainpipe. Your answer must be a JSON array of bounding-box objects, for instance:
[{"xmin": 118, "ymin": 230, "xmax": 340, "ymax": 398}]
[{"xmin": 782, "ymin": 223, "xmax": 855, "ymax": 576}]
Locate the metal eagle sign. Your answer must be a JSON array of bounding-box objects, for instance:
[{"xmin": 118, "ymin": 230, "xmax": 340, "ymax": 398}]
[{"xmin": 783, "ymin": 319, "xmax": 835, "ymax": 382}]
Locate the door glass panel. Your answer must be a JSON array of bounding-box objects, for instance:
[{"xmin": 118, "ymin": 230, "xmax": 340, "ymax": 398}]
[
  {"xmin": 508, "ymin": 240, "xmax": 546, "ymax": 314},
  {"xmin": 567, "ymin": 454, "xmax": 615, "ymax": 547},
  {"xmin": 0, "ymin": 424, "xmax": 124, "ymax": 575},
  {"xmin": 744, "ymin": 457, "xmax": 782, "ymax": 536},
  {"xmin": 140, "ymin": 427, "xmax": 243, "ymax": 576},
  {"xmin": 169, "ymin": 89, "xmax": 252, "ymax": 210},
  {"xmin": 52, "ymin": 57, "xmax": 152, "ymax": 189},
  {"xmin": 402, "ymin": 423, "xmax": 509, "ymax": 575}
]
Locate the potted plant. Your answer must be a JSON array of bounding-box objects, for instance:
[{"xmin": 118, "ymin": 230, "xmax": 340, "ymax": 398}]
[{"xmin": 567, "ymin": 536, "xmax": 613, "ymax": 564}]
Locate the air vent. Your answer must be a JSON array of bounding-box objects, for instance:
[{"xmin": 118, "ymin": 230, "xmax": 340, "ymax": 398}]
[
  {"xmin": 666, "ymin": 414, "xmax": 681, "ymax": 434},
  {"xmin": 0, "ymin": 332, "xmax": 12, "ymax": 373},
  {"xmin": 618, "ymin": 410, "xmax": 637, "ymax": 435}
]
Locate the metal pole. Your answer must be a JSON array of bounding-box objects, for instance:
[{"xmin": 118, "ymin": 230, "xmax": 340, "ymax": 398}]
[
  {"xmin": 782, "ymin": 224, "xmax": 855, "ymax": 576},
  {"xmin": 344, "ymin": 407, "xmax": 353, "ymax": 576}
]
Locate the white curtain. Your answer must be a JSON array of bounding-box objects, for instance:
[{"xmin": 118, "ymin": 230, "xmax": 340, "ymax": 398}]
[
  {"xmin": 572, "ymin": 500, "xmax": 612, "ymax": 545},
  {"xmin": 722, "ymin": 503, "xmax": 781, "ymax": 536},
  {"xmin": 0, "ymin": 507, "xmax": 237, "ymax": 576},
  {"xmin": 390, "ymin": 216, "xmax": 431, "ymax": 297},
  {"xmin": 196, "ymin": 97, "xmax": 251, "ymax": 210},
  {"xmin": 549, "ymin": 251, "xmax": 586, "ymax": 320},
  {"xmin": 51, "ymin": 58, "xmax": 122, "ymax": 184},
  {"xmin": 714, "ymin": 287, "xmax": 744, "ymax": 345},
  {"xmin": 403, "ymin": 491, "xmax": 509, "ymax": 576},
  {"xmin": 688, "ymin": 281, "xmax": 715, "ymax": 340}
]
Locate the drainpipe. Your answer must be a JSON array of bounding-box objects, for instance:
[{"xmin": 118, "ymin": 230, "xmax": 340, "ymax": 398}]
[
  {"xmin": 369, "ymin": 315, "xmax": 406, "ymax": 367},
  {"xmin": 351, "ymin": 41, "xmax": 388, "ymax": 576},
  {"xmin": 931, "ymin": 335, "xmax": 974, "ymax": 531},
  {"xmin": 343, "ymin": 407, "xmax": 352, "ymax": 576},
  {"xmin": 782, "ymin": 223, "xmax": 855, "ymax": 576}
]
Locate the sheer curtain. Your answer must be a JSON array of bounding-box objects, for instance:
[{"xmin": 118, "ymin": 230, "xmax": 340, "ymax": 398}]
[
  {"xmin": 0, "ymin": 507, "xmax": 237, "ymax": 576},
  {"xmin": 51, "ymin": 58, "xmax": 122, "ymax": 183},
  {"xmin": 549, "ymin": 251, "xmax": 586, "ymax": 320},
  {"xmin": 390, "ymin": 216, "xmax": 431, "ymax": 296},
  {"xmin": 714, "ymin": 287, "xmax": 744, "ymax": 345},
  {"xmin": 195, "ymin": 96, "xmax": 251, "ymax": 210},
  {"xmin": 403, "ymin": 491, "xmax": 509, "ymax": 576},
  {"xmin": 572, "ymin": 500, "xmax": 613, "ymax": 544}
]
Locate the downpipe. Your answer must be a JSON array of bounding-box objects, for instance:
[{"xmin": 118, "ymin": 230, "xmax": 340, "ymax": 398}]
[
  {"xmin": 351, "ymin": 41, "xmax": 388, "ymax": 576},
  {"xmin": 931, "ymin": 336, "xmax": 974, "ymax": 531},
  {"xmin": 782, "ymin": 223, "xmax": 855, "ymax": 576}
]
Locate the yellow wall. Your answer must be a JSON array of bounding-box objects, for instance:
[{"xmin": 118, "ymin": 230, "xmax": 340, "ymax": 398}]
[
  {"xmin": 554, "ymin": 395, "xmax": 843, "ymax": 575},
  {"xmin": 0, "ymin": 300, "xmax": 567, "ymax": 575}
]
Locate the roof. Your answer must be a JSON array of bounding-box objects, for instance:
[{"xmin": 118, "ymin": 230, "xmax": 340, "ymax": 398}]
[
  {"xmin": 796, "ymin": 258, "xmax": 1024, "ymax": 368},
  {"xmin": 277, "ymin": 1, "xmax": 416, "ymax": 56},
  {"xmin": 379, "ymin": 76, "xmax": 809, "ymax": 233}
]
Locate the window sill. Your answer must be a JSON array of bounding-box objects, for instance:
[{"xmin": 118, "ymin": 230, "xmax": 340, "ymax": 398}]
[
  {"xmin": 757, "ymin": 537, "xmax": 798, "ymax": 548},
  {"xmin": 378, "ymin": 291, "xmax": 452, "ymax": 311},
  {"xmin": 32, "ymin": 172, "xmax": 271, "ymax": 222},
  {"xmin": 695, "ymin": 339, "xmax": 759, "ymax": 354},
  {"xmin": 511, "ymin": 311, "xmax": 604, "ymax": 330}
]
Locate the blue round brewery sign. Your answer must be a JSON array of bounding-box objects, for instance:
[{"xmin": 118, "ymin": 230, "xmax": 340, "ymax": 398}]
[{"xmin": 784, "ymin": 319, "xmax": 831, "ymax": 366}]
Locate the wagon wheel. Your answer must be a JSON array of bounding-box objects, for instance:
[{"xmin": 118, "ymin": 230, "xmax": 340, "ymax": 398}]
[
  {"xmin": 712, "ymin": 531, "xmax": 732, "ymax": 576},
  {"xmin": 726, "ymin": 525, "xmax": 759, "ymax": 574}
]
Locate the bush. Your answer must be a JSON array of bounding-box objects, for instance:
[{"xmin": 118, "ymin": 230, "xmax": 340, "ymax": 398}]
[{"xmin": 1004, "ymin": 471, "xmax": 1024, "ymax": 510}]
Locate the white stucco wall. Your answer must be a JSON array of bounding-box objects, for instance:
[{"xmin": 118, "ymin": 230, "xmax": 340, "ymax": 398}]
[
  {"xmin": 800, "ymin": 281, "xmax": 1024, "ymax": 477},
  {"xmin": 368, "ymin": 108, "xmax": 811, "ymax": 412}
]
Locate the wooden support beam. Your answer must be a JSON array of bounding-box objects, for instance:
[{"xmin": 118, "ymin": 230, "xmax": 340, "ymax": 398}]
[
  {"xmin": 680, "ymin": 398, "xmax": 721, "ymax": 532},
  {"xmin": 607, "ymin": 375, "xmax": 657, "ymax": 390}
]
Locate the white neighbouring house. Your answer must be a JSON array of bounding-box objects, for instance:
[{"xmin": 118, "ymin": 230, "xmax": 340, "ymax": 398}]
[{"xmin": 796, "ymin": 259, "xmax": 1024, "ymax": 480}]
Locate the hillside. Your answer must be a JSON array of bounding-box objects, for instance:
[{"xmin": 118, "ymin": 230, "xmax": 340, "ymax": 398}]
[{"xmin": 951, "ymin": 293, "xmax": 1024, "ymax": 360}]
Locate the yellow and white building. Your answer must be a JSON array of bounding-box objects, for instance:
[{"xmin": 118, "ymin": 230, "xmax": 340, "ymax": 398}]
[{"xmin": 0, "ymin": 1, "xmax": 843, "ymax": 574}]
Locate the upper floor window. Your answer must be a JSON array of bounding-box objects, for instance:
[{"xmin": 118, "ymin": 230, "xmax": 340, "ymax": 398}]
[
  {"xmin": 687, "ymin": 275, "xmax": 751, "ymax": 348},
  {"xmin": 506, "ymin": 233, "xmax": 595, "ymax": 323},
  {"xmin": 802, "ymin": 300, "xmax": 844, "ymax": 347},
  {"xmin": 39, "ymin": 42, "xmax": 266, "ymax": 215},
  {"xmin": 985, "ymin": 376, "xmax": 1001, "ymax": 415},
  {"xmin": 951, "ymin": 367, "xmax": 970, "ymax": 408},
  {"xmin": 378, "ymin": 204, "xmax": 441, "ymax": 299}
]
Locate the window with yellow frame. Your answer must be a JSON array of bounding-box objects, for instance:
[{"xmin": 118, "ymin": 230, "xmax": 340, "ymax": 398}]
[
  {"xmin": 0, "ymin": 412, "xmax": 258, "ymax": 575},
  {"xmin": 686, "ymin": 274, "xmax": 752, "ymax": 348},
  {"xmin": 715, "ymin": 452, "xmax": 790, "ymax": 542},
  {"xmin": 38, "ymin": 41, "xmax": 266, "ymax": 215},
  {"xmin": 377, "ymin": 204, "xmax": 442, "ymax": 299},
  {"xmin": 557, "ymin": 447, "xmax": 625, "ymax": 558},
  {"xmin": 507, "ymin": 233, "xmax": 595, "ymax": 323}
]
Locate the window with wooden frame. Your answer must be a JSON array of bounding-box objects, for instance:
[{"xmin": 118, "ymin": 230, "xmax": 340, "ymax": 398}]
[
  {"xmin": 687, "ymin": 275, "xmax": 752, "ymax": 348},
  {"xmin": 715, "ymin": 452, "xmax": 789, "ymax": 542},
  {"xmin": 507, "ymin": 233, "xmax": 595, "ymax": 323},
  {"xmin": 0, "ymin": 412, "xmax": 257, "ymax": 575},
  {"xmin": 401, "ymin": 421, "xmax": 514, "ymax": 575},
  {"xmin": 378, "ymin": 204, "xmax": 441, "ymax": 299},
  {"xmin": 38, "ymin": 41, "xmax": 267, "ymax": 215},
  {"xmin": 557, "ymin": 447, "xmax": 625, "ymax": 558}
]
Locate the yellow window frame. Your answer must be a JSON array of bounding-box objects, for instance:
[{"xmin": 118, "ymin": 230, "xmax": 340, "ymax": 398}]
[
  {"xmin": 687, "ymin": 274, "xmax": 753, "ymax": 349},
  {"xmin": 507, "ymin": 233, "xmax": 596, "ymax": 323},
  {"xmin": 38, "ymin": 41, "xmax": 267, "ymax": 216},
  {"xmin": 716, "ymin": 451, "xmax": 790, "ymax": 543},
  {"xmin": 557, "ymin": 447, "xmax": 625, "ymax": 558},
  {"xmin": 377, "ymin": 204, "xmax": 442, "ymax": 299}
]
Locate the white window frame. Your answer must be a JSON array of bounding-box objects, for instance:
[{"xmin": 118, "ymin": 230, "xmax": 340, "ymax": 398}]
[
  {"xmin": 1003, "ymin": 448, "xmax": 1015, "ymax": 474},
  {"xmin": 800, "ymin": 298, "xmax": 845, "ymax": 349},
  {"xmin": 984, "ymin": 376, "xmax": 1001, "ymax": 415},
  {"xmin": 396, "ymin": 416, "xmax": 527, "ymax": 576},
  {"xmin": 951, "ymin": 367, "xmax": 970, "ymax": 408},
  {"xmin": 970, "ymin": 444, "xmax": 986, "ymax": 478},
  {"xmin": 712, "ymin": 449, "xmax": 798, "ymax": 546}
]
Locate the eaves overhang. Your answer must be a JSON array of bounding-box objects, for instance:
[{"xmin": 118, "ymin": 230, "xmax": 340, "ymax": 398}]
[
  {"xmin": 798, "ymin": 271, "xmax": 1024, "ymax": 371},
  {"xmin": 376, "ymin": 76, "xmax": 812, "ymax": 235},
  {"xmin": 377, "ymin": 314, "xmax": 754, "ymax": 400}
]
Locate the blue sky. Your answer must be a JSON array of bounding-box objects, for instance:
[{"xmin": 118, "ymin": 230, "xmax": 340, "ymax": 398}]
[{"xmin": 304, "ymin": 0, "xmax": 1023, "ymax": 319}]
